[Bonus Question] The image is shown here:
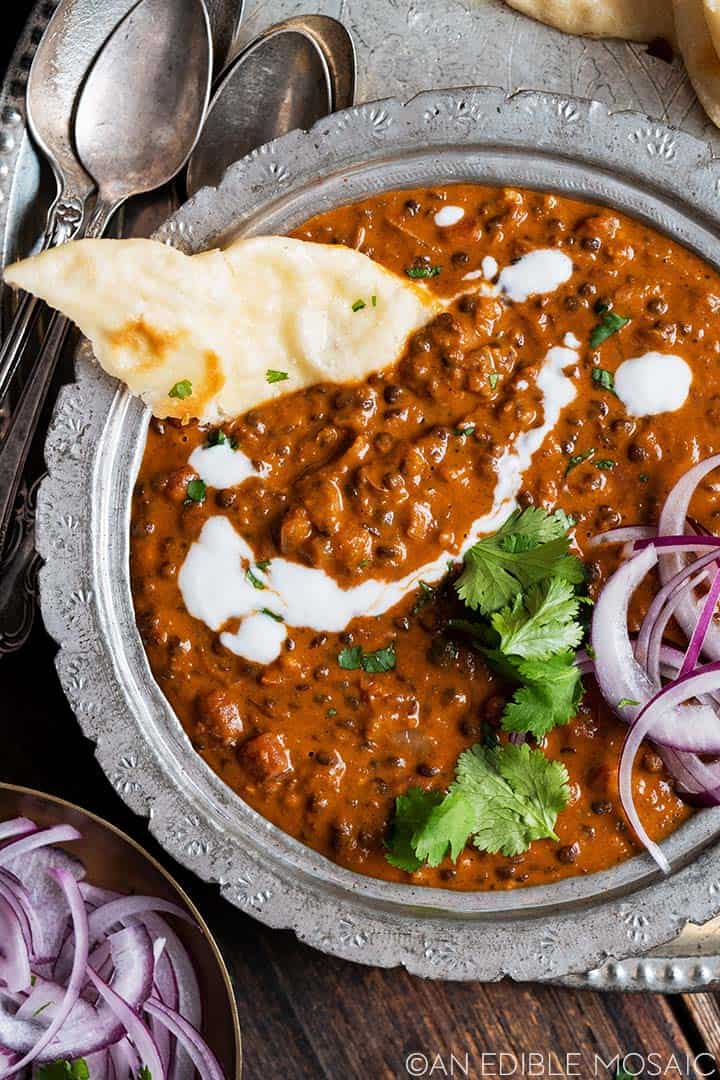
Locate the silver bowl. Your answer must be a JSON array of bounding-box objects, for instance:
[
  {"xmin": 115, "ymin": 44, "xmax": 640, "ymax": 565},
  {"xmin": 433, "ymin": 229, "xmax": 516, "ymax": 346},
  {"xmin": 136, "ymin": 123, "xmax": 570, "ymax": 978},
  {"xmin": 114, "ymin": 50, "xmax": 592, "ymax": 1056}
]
[
  {"xmin": 0, "ymin": 783, "xmax": 242, "ymax": 1075},
  {"xmin": 37, "ymin": 86, "xmax": 720, "ymax": 981}
]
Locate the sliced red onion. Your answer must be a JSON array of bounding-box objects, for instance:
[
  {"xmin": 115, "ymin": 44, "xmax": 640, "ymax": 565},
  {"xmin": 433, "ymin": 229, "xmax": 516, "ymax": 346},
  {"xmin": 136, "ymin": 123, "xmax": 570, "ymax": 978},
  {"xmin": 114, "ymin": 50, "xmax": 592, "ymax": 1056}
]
[
  {"xmin": 591, "ymin": 543, "xmax": 720, "ymax": 751},
  {"xmin": 635, "ymin": 548, "xmax": 719, "ymax": 669},
  {"xmin": 3, "ymin": 869, "xmax": 88, "ymax": 1076},
  {"xmin": 86, "ymin": 967, "xmax": 163, "ymax": 1080},
  {"xmin": 0, "ymin": 821, "xmax": 37, "ymax": 846},
  {"xmin": 145, "ymin": 997, "xmax": 226, "ymax": 1080},
  {"xmin": 619, "ymin": 662, "xmax": 720, "ymax": 872},
  {"xmin": 109, "ymin": 1036, "xmax": 141, "ymax": 1078},
  {"xmin": 658, "ymin": 454, "xmax": 720, "ymax": 660},
  {"xmin": 10, "ymin": 847, "xmax": 85, "ymax": 973},
  {"xmin": 588, "ymin": 525, "xmax": 657, "ymax": 549},
  {"xmin": 55, "ymin": 896, "xmax": 194, "ymax": 982},
  {"xmin": 0, "ymin": 875, "xmax": 34, "ymax": 959},
  {"xmin": 0, "ymin": 895, "xmax": 31, "ymax": 993},
  {"xmin": 635, "ymin": 535, "xmax": 720, "ymax": 552},
  {"xmin": 680, "ymin": 567, "xmax": 720, "ymax": 676},
  {"xmin": 0, "ymin": 827, "xmax": 81, "ymax": 869}
]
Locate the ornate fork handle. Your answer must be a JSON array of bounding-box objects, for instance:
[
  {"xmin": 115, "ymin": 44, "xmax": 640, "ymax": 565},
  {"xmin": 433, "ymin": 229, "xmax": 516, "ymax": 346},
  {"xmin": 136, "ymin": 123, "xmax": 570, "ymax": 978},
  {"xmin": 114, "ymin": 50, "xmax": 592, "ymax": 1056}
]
[{"xmin": 0, "ymin": 191, "xmax": 89, "ymax": 404}]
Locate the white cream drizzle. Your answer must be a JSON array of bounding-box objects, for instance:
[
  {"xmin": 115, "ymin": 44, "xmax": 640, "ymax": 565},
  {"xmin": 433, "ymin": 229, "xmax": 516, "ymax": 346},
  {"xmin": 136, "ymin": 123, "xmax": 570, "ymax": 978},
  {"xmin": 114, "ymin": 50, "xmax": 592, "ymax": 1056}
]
[
  {"xmin": 614, "ymin": 351, "xmax": 692, "ymax": 417},
  {"xmin": 481, "ymin": 255, "xmax": 498, "ymax": 280},
  {"xmin": 189, "ymin": 441, "xmax": 263, "ymax": 490},
  {"xmin": 434, "ymin": 205, "xmax": 464, "ymax": 227},
  {"xmin": 178, "ymin": 343, "xmax": 579, "ymax": 664},
  {"xmin": 498, "ymin": 249, "xmax": 573, "ymax": 303}
]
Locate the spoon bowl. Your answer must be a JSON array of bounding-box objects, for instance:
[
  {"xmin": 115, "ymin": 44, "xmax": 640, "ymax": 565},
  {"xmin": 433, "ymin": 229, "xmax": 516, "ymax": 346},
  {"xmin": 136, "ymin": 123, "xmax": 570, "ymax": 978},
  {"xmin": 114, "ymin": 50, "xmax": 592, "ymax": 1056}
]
[
  {"xmin": 186, "ymin": 15, "xmax": 356, "ymax": 198},
  {"xmin": 75, "ymin": 0, "xmax": 213, "ymax": 220}
]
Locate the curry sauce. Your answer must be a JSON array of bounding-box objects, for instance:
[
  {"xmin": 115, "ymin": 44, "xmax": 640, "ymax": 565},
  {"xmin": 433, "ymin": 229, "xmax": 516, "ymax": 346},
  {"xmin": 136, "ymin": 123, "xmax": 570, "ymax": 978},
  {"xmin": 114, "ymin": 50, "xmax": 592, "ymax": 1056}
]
[{"xmin": 127, "ymin": 183, "xmax": 720, "ymax": 890}]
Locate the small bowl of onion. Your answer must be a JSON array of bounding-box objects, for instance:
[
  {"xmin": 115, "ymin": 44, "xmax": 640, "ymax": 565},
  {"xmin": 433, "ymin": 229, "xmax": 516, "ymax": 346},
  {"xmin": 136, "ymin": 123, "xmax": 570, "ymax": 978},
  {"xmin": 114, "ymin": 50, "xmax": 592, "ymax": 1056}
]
[{"xmin": 0, "ymin": 783, "xmax": 241, "ymax": 1079}]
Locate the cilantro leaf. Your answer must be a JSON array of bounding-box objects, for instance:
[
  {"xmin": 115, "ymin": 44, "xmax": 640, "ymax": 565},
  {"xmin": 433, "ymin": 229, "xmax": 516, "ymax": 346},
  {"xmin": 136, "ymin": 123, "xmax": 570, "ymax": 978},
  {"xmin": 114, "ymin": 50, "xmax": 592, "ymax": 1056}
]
[
  {"xmin": 168, "ymin": 379, "xmax": 192, "ymax": 400},
  {"xmin": 338, "ymin": 643, "xmax": 396, "ymax": 672},
  {"xmin": 501, "ymin": 651, "xmax": 584, "ymax": 739},
  {"xmin": 591, "ymin": 367, "xmax": 616, "ymax": 393},
  {"xmin": 184, "ymin": 478, "xmax": 206, "ymax": 504},
  {"xmin": 38, "ymin": 1062, "xmax": 90, "ymax": 1080},
  {"xmin": 456, "ymin": 508, "xmax": 583, "ymax": 615},
  {"xmin": 490, "ymin": 578, "xmax": 584, "ymax": 660},
  {"xmin": 246, "ymin": 567, "xmax": 266, "ymax": 590},
  {"xmin": 385, "ymin": 788, "xmax": 443, "ymax": 871},
  {"xmin": 565, "ymin": 448, "xmax": 595, "ymax": 475},
  {"xmin": 351, "ymin": 298, "xmax": 366, "ymax": 312},
  {"xmin": 266, "ymin": 369, "xmax": 289, "ymax": 383},
  {"xmin": 137, "ymin": 1068, "xmax": 152, "ymax": 1080},
  {"xmin": 589, "ymin": 306, "xmax": 630, "ymax": 348},
  {"xmin": 404, "ymin": 743, "xmax": 570, "ymax": 866},
  {"xmin": 405, "ymin": 265, "xmax": 442, "ymax": 279}
]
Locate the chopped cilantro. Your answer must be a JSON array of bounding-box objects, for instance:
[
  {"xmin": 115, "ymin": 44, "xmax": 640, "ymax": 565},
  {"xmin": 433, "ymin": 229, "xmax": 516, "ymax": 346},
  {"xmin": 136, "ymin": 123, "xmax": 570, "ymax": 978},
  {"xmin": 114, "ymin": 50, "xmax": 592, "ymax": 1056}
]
[
  {"xmin": 168, "ymin": 379, "xmax": 192, "ymax": 400},
  {"xmin": 387, "ymin": 743, "xmax": 570, "ymax": 868},
  {"xmin": 594, "ymin": 458, "xmax": 616, "ymax": 471},
  {"xmin": 33, "ymin": 1001, "xmax": 53, "ymax": 1017},
  {"xmin": 246, "ymin": 567, "xmax": 266, "ymax": 590},
  {"xmin": 488, "ymin": 373, "xmax": 500, "ymax": 390},
  {"xmin": 351, "ymin": 298, "xmax": 366, "ymax": 312},
  {"xmin": 38, "ymin": 1062, "xmax": 90, "ymax": 1080},
  {"xmin": 405, "ymin": 264, "xmax": 442, "ymax": 279},
  {"xmin": 337, "ymin": 643, "xmax": 396, "ymax": 672},
  {"xmin": 261, "ymin": 608, "xmax": 283, "ymax": 622},
  {"xmin": 639, "ymin": 472, "xmax": 649, "ymax": 483},
  {"xmin": 454, "ymin": 424, "xmax": 476, "ymax": 437},
  {"xmin": 266, "ymin": 369, "xmax": 289, "ymax": 383},
  {"xmin": 565, "ymin": 448, "xmax": 595, "ymax": 475},
  {"xmin": 207, "ymin": 428, "xmax": 228, "ymax": 447},
  {"xmin": 455, "ymin": 507, "xmax": 584, "ymax": 616},
  {"xmin": 591, "ymin": 367, "xmax": 616, "ymax": 393},
  {"xmin": 137, "ymin": 1069, "xmax": 152, "ymax": 1080},
  {"xmin": 184, "ymin": 478, "xmax": 206, "ymax": 504},
  {"xmin": 589, "ymin": 305, "xmax": 631, "ymax": 348},
  {"xmin": 256, "ymin": 559, "xmax": 271, "ymax": 571},
  {"xmin": 617, "ymin": 697, "xmax": 640, "ymax": 708},
  {"xmin": 371, "ymin": 294, "xmax": 377, "ymax": 307},
  {"xmin": 326, "ymin": 707, "xmax": 338, "ymax": 718},
  {"xmin": 412, "ymin": 581, "xmax": 436, "ymax": 615}
]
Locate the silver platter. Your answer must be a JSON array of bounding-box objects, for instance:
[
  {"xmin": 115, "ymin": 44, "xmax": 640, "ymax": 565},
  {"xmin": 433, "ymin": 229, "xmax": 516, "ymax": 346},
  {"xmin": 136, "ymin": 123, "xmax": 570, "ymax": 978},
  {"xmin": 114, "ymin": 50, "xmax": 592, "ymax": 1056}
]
[
  {"xmin": 33, "ymin": 81, "xmax": 720, "ymax": 984},
  {"xmin": 6, "ymin": 0, "xmax": 720, "ymax": 988}
]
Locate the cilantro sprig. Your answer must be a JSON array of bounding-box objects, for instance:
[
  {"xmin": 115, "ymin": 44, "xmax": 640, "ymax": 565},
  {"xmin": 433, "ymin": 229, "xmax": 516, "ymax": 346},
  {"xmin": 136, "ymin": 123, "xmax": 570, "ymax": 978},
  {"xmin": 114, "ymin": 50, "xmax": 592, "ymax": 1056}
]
[
  {"xmin": 454, "ymin": 508, "xmax": 586, "ymax": 739},
  {"xmin": 386, "ymin": 743, "xmax": 570, "ymax": 870},
  {"xmin": 455, "ymin": 507, "xmax": 583, "ymax": 616}
]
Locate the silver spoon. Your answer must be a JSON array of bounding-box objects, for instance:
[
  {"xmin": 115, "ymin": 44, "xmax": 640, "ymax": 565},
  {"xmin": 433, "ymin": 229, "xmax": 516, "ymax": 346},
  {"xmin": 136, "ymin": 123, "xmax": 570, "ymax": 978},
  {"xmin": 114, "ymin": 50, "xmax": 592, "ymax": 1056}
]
[
  {"xmin": 0, "ymin": 0, "xmax": 213, "ymax": 555},
  {"xmin": 186, "ymin": 15, "xmax": 356, "ymax": 197}
]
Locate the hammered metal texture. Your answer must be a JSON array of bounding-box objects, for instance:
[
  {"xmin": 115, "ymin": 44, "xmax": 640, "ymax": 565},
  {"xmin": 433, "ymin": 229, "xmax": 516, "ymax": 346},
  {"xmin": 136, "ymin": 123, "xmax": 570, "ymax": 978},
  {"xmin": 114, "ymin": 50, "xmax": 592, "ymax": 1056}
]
[{"xmin": 33, "ymin": 82, "xmax": 720, "ymax": 983}]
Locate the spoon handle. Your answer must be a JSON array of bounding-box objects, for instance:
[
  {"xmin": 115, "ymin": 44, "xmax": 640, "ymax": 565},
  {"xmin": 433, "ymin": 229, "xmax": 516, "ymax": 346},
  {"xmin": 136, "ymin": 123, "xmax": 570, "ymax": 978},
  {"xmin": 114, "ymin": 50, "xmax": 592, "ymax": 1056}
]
[
  {"xmin": 0, "ymin": 196, "xmax": 118, "ymax": 557},
  {"xmin": 0, "ymin": 190, "xmax": 91, "ymax": 406}
]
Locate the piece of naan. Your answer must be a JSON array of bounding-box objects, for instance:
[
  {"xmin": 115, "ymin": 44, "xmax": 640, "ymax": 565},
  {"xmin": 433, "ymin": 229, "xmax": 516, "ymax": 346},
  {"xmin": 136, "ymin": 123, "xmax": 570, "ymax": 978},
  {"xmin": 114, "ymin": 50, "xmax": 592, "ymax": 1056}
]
[
  {"xmin": 4, "ymin": 236, "xmax": 438, "ymax": 423},
  {"xmin": 503, "ymin": 0, "xmax": 675, "ymax": 43}
]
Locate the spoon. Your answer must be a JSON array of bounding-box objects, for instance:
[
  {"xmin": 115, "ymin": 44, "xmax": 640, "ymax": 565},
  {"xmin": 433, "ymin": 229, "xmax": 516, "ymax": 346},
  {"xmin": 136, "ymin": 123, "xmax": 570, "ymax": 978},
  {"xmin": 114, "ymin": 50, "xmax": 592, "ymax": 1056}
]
[
  {"xmin": 186, "ymin": 15, "xmax": 356, "ymax": 197},
  {"xmin": 0, "ymin": 0, "xmax": 213, "ymax": 556}
]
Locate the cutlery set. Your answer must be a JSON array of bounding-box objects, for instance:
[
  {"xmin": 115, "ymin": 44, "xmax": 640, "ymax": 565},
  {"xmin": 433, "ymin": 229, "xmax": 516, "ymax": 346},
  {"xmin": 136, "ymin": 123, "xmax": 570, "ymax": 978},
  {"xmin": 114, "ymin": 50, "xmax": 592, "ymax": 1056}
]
[{"xmin": 0, "ymin": 0, "xmax": 356, "ymax": 655}]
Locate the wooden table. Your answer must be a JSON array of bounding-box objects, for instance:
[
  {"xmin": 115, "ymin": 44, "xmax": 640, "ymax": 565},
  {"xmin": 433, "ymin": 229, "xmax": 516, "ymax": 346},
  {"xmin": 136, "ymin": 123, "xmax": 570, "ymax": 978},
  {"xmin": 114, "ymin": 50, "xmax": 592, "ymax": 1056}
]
[{"xmin": 2, "ymin": 5, "xmax": 720, "ymax": 1076}]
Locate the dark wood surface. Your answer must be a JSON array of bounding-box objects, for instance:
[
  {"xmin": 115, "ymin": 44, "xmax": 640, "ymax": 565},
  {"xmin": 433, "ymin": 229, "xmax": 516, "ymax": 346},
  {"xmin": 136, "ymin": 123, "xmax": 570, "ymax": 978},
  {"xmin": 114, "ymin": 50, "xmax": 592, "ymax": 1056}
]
[{"xmin": 3, "ymin": 5, "xmax": 720, "ymax": 1077}]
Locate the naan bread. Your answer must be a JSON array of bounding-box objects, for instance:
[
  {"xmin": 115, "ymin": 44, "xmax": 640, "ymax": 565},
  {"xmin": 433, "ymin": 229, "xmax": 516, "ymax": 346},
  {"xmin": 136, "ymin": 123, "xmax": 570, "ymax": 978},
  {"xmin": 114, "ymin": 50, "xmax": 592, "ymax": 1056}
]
[
  {"xmin": 703, "ymin": 0, "xmax": 720, "ymax": 72},
  {"xmin": 504, "ymin": 0, "xmax": 675, "ymax": 43},
  {"xmin": 675, "ymin": 0, "xmax": 720, "ymax": 127},
  {"xmin": 4, "ymin": 236, "xmax": 438, "ymax": 423}
]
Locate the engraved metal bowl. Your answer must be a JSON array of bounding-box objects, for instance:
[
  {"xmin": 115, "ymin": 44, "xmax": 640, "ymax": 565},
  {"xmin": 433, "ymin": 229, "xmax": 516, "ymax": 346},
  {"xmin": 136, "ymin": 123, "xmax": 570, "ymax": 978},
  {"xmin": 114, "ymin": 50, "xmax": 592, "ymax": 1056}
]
[
  {"xmin": 0, "ymin": 783, "xmax": 241, "ymax": 1075},
  {"xmin": 36, "ymin": 86, "xmax": 720, "ymax": 982}
]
